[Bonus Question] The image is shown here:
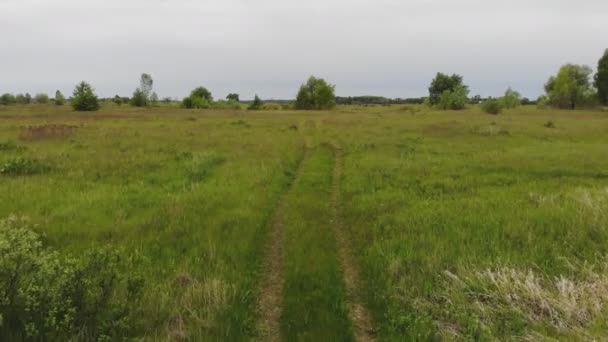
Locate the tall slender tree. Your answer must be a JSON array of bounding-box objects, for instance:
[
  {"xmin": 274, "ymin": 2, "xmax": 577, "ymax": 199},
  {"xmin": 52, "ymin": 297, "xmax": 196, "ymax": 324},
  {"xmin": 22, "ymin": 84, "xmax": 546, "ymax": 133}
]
[{"xmin": 595, "ymin": 49, "xmax": 608, "ymax": 105}]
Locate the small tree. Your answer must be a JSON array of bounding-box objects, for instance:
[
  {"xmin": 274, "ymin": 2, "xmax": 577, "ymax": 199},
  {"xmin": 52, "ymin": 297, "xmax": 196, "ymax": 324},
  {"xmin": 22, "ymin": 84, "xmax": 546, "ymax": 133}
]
[
  {"xmin": 248, "ymin": 95, "xmax": 263, "ymax": 110},
  {"xmin": 15, "ymin": 94, "xmax": 26, "ymax": 104},
  {"xmin": 190, "ymin": 87, "xmax": 213, "ymax": 101},
  {"xmin": 130, "ymin": 88, "xmax": 147, "ymax": 107},
  {"xmin": 55, "ymin": 90, "xmax": 65, "ymax": 106},
  {"xmin": 437, "ymin": 85, "xmax": 469, "ymax": 110},
  {"xmin": 71, "ymin": 81, "xmax": 100, "ymax": 111},
  {"xmin": 130, "ymin": 73, "xmax": 154, "ymax": 107},
  {"xmin": 500, "ymin": 88, "xmax": 522, "ymax": 109},
  {"xmin": 34, "ymin": 93, "xmax": 49, "ymax": 104},
  {"xmin": 295, "ymin": 76, "xmax": 336, "ymax": 110},
  {"xmin": 545, "ymin": 64, "xmax": 596, "ymax": 109},
  {"xmin": 595, "ymin": 49, "xmax": 608, "ymax": 106},
  {"xmin": 226, "ymin": 93, "xmax": 240, "ymax": 102},
  {"xmin": 113, "ymin": 95, "xmax": 123, "ymax": 106},
  {"xmin": 150, "ymin": 92, "xmax": 159, "ymax": 106},
  {"xmin": 182, "ymin": 87, "xmax": 213, "ymax": 109},
  {"xmin": 428, "ymin": 73, "xmax": 468, "ymax": 105},
  {"xmin": 0, "ymin": 93, "xmax": 16, "ymax": 105}
]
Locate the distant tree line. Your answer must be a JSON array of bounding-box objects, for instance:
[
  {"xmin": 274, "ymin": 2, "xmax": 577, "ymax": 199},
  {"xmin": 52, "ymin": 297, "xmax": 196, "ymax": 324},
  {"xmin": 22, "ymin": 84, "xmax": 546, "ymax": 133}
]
[{"xmin": 1, "ymin": 49, "xmax": 607, "ymax": 111}]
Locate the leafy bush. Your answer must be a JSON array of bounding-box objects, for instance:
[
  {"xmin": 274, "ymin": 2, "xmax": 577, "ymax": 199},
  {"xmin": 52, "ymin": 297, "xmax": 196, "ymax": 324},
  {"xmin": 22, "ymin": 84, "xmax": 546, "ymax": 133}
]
[
  {"xmin": 226, "ymin": 93, "xmax": 240, "ymax": 102},
  {"xmin": 428, "ymin": 73, "xmax": 469, "ymax": 105},
  {"xmin": 248, "ymin": 95, "xmax": 263, "ymax": 110},
  {"xmin": 182, "ymin": 96, "xmax": 210, "ymax": 109},
  {"xmin": 190, "ymin": 87, "xmax": 213, "ymax": 101},
  {"xmin": 112, "ymin": 95, "xmax": 123, "ymax": 106},
  {"xmin": 0, "ymin": 215, "xmax": 145, "ymax": 340},
  {"xmin": 437, "ymin": 85, "xmax": 469, "ymax": 110},
  {"xmin": 182, "ymin": 87, "xmax": 214, "ymax": 109},
  {"xmin": 15, "ymin": 94, "xmax": 32, "ymax": 105},
  {"xmin": 0, "ymin": 158, "xmax": 50, "ymax": 176},
  {"xmin": 0, "ymin": 94, "xmax": 16, "ymax": 105},
  {"xmin": 544, "ymin": 64, "xmax": 597, "ymax": 109},
  {"xmin": 54, "ymin": 91, "xmax": 65, "ymax": 106},
  {"xmin": 481, "ymin": 98, "xmax": 503, "ymax": 114},
  {"xmin": 295, "ymin": 76, "xmax": 336, "ymax": 110},
  {"xmin": 130, "ymin": 88, "xmax": 147, "ymax": 107},
  {"xmin": 71, "ymin": 82, "xmax": 100, "ymax": 111},
  {"xmin": 33, "ymin": 93, "xmax": 49, "ymax": 104},
  {"xmin": 500, "ymin": 88, "xmax": 521, "ymax": 109}
]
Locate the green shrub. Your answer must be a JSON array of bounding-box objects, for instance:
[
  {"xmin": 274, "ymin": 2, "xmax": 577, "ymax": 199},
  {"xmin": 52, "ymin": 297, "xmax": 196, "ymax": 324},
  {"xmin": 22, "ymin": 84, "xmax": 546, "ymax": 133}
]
[
  {"xmin": 248, "ymin": 95, "xmax": 263, "ymax": 110},
  {"xmin": 190, "ymin": 87, "xmax": 213, "ymax": 101},
  {"xmin": 182, "ymin": 96, "xmax": 210, "ymax": 109},
  {"xmin": 0, "ymin": 158, "xmax": 50, "ymax": 176},
  {"xmin": 54, "ymin": 91, "xmax": 65, "ymax": 106},
  {"xmin": 0, "ymin": 94, "xmax": 16, "ymax": 105},
  {"xmin": 295, "ymin": 76, "xmax": 336, "ymax": 110},
  {"xmin": 437, "ymin": 85, "xmax": 468, "ymax": 110},
  {"xmin": 130, "ymin": 88, "xmax": 147, "ymax": 107},
  {"xmin": 33, "ymin": 93, "xmax": 49, "ymax": 104},
  {"xmin": 481, "ymin": 98, "xmax": 503, "ymax": 114},
  {"xmin": 71, "ymin": 82, "xmax": 100, "ymax": 111},
  {"xmin": 0, "ymin": 215, "xmax": 145, "ymax": 340},
  {"xmin": 500, "ymin": 88, "xmax": 522, "ymax": 109}
]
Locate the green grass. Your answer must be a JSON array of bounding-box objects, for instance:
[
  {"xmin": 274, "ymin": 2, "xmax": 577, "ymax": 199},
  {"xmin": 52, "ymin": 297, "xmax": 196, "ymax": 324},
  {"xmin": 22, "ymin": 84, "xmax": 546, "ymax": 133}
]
[
  {"xmin": 1, "ymin": 103, "xmax": 608, "ymax": 340},
  {"xmin": 281, "ymin": 145, "xmax": 353, "ymax": 341}
]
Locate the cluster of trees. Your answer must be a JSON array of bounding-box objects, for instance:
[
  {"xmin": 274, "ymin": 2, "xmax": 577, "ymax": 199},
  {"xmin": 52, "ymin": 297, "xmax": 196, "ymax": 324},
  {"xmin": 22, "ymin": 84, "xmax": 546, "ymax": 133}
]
[
  {"xmin": 426, "ymin": 48, "xmax": 608, "ymax": 113},
  {"xmin": 3, "ymin": 51, "xmax": 608, "ymax": 113},
  {"xmin": 541, "ymin": 61, "xmax": 604, "ymax": 110},
  {"xmin": 0, "ymin": 92, "xmax": 66, "ymax": 106},
  {"xmin": 130, "ymin": 73, "xmax": 158, "ymax": 107}
]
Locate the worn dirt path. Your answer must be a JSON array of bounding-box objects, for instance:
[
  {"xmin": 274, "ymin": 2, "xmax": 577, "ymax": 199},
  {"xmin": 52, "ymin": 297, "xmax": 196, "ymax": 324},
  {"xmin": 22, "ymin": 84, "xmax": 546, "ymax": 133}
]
[
  {"xmin": 330, "ymin": 144, "xmax": 376, "ymax": 342},
  {"xmin": 255, "ymin": 147, "xmax": 310, "ymax": 342}
]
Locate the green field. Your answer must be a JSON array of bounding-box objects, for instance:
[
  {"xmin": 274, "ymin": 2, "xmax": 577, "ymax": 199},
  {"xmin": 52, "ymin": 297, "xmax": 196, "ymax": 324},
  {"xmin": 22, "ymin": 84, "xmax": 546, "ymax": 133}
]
[{"xmin": 2, "ymin": 104, "xmax": 608, "ymax": 340}]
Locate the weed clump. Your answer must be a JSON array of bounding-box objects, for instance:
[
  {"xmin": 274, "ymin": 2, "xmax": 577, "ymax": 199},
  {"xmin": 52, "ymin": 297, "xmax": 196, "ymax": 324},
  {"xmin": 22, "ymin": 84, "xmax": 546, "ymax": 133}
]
[
  {"xmin": 189, "ymin": 152, "xmax": 224, "ymax": 181},
  {"xmin": 481, "ymin": 98, "xmax": 503, "ymax": 114},
  {"xmin": 229, "ymin": 120, "xmax": 251, "ymax": 128},
  {"xmin": 0, "ymin": 157, "xmax": 50, "ymax": 176},
  {"xmin": 545, "ymin": 120, "xmax": 556, "ymax": 128},
  {"xmin": 0, "ymin": 141, "xmax": 26, "ymax": 152}
]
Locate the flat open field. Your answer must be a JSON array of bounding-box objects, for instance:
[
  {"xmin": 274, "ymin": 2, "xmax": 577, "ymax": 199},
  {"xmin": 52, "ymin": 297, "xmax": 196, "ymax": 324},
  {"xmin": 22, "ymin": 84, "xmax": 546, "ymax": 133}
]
[{"xmin": 2, "ymin": 104, "xmax": 608, "ymax": 340}]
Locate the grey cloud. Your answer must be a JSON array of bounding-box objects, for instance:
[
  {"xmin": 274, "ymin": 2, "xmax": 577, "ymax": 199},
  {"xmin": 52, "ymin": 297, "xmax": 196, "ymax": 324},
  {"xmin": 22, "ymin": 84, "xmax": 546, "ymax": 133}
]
[{"xmin": 1, "ymin": 0, "xmax": 607, "ymax": 99}]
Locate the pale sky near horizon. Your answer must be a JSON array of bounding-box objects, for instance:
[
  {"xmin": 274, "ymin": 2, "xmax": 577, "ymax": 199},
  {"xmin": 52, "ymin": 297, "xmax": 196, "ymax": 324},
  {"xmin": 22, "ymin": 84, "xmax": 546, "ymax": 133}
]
[{"xmin": 1, "ymin": 0, "xmax": 607, "ymax": 100}]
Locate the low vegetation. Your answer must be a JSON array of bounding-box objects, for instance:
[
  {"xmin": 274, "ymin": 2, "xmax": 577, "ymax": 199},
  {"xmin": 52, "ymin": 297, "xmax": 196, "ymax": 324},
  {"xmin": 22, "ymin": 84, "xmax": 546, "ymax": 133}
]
[{"xmin": 0, "ymin": 103, "xmax": 606, "ymax": 340}]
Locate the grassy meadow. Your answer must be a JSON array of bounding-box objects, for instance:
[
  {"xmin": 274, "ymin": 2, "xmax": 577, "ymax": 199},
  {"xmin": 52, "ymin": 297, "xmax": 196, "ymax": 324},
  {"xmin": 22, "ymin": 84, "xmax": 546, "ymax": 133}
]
[{"xmin": 1, "ymin": 103, "xmax": 608, "ymax": 340}]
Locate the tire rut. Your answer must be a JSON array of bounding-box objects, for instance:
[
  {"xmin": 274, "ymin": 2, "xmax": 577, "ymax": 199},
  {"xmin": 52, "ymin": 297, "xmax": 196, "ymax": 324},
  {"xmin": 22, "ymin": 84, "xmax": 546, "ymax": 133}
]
[
  {"xmin": 331, "ymin": 144, "xmax": 376, "ymax": 342},
  {"xmin": 255, "ymin": 146, "xmax": 310, "ymax": 342}
]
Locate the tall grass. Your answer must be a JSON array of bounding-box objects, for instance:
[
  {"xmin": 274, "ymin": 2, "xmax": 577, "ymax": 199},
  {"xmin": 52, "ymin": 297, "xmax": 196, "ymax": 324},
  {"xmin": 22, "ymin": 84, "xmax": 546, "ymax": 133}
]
[{"xmin": 1, "ymin": 104, "xmax": 608, "ymax": 339}]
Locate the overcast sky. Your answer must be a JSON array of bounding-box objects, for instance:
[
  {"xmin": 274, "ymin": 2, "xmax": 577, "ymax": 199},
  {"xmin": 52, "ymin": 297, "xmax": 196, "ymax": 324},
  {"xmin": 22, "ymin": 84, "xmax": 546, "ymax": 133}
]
[{"xmin": 1, "ymin": 0, "xmax": 607, "ymax": 100}]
